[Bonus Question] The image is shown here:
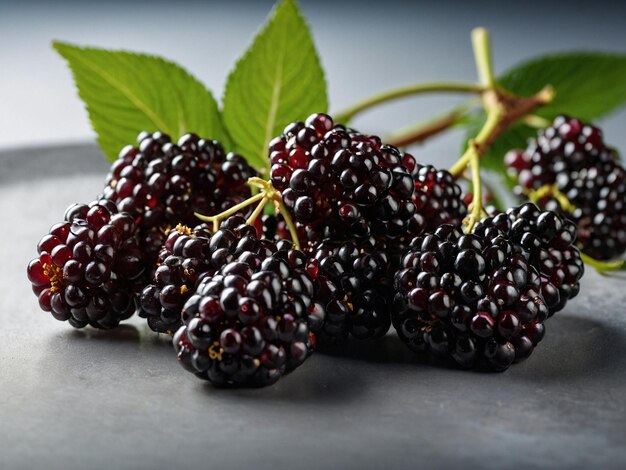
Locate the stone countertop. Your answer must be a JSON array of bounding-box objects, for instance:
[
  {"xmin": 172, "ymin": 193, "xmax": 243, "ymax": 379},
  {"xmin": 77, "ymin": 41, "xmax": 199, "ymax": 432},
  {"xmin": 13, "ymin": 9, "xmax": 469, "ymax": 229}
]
[{"xmin": 1, "ymin": 145, "xmax": 625, "ymax": 470}]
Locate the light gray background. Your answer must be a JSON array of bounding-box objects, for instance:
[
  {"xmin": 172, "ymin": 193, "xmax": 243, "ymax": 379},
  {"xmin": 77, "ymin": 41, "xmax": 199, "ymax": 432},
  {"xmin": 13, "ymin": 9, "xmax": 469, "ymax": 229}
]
[{"xmin": 1, "ymin": 1, "xmax": 626, "ymax": 469}]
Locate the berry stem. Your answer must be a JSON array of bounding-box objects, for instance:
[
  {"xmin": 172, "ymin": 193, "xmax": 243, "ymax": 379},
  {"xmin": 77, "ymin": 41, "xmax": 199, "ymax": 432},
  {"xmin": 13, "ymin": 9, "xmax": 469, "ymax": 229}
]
[
  {"xmin": 449, "ymin": 28, "xmax": 555, "ymax": 178},
  {"xmin": 274, "ymin": 197, "xmax": 301, "ymax": 251},
  {"xmin": 247, "ymin": 196, "xmax": 270, "ymax": 226},
  {"xmin": 195, "ymin": 191, "xmax": 265, "ymax": 231},
  {"xmin": 522, "ymin": 114, "xmax": 551, "ymax": 129},
  {"xmin": 334, "ymin": 81, "xmax": 485, "ymax": 125},
  {"xmin": 243, "ymin": 177, "xmax": 302, "ymax": 250},
  {"xmin": 464, "ymin": 145, "xmax": 484, "ymax": 233},
  {"xmin": 580, "ymin": 253, "xmax": 625, "ymax": 274},
  {"xmin": 450, "ymin": 104, "xmax": 504, "ymax": 178},
  {"xmin": 472, "ymin": 27, "xmax": 496, "ymax": 90},
  {"xmin": 525, "ymin": 184, "xmax": 577, "ymax": 214},
  {"xmin": 455, "ymin": 27, "xmax": 501, "ymax": 231}
]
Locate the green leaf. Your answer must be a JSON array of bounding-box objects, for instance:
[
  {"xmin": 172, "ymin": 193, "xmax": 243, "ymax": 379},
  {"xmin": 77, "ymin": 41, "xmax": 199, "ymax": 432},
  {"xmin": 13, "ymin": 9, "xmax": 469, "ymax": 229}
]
[
  {"xmin": 222, "ymin": 0, "xmax": 328, "ymax": 172},
  {"xmin": 499, "ymin": 52, "xmax": 626, "ymax": 121},
  {"xmin": 53, "ymin": 42, "xmax": 230, "ymax": 161}
]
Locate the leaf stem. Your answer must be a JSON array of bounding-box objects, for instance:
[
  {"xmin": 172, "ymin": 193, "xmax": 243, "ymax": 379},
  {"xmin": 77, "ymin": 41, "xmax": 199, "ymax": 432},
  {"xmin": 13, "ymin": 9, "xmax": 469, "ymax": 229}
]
[
  {"xmin": 385, "ymin": 102, "xmax": 476, "ymax": 147},
  {"xmin": 334, "ymin": 82, "xmax": 485, "ymax": 124},
  {"xmin": 580, "ymin": 253, "xmax": 625, "ymax": 274}
]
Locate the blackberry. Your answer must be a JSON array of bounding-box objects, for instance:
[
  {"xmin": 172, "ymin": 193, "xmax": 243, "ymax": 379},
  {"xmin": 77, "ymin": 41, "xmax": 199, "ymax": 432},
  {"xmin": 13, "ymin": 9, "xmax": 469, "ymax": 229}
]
[
  {"xmin": 27, "ymin": 199, "xmax": 144, "ymax": 329},
  {"xmin": 308, "ymin": 237, "xmax": 393, "ymax": 341},
  {"xmin": 392, "ymin": 224, "xmax": 550, "ymax": 371},
  {"xmin": 139, "ymin": 216, "xmax": 276, "ymax": 334},
  {"xmin": 505, "ymin": 116, "xmax": 626, "ymax": 260},
  {"xmin": 474, "ymin": 203, "xmax": 584, "ymax": 316},
  {"xmin": 405, "ymin": 163, "xmax": 467, "ymax": 237},
  {"xmin": 269, "ymin": 113, "xmax": 416, "ymax": 240},
  {"xmin": 173, "ymin": 232, "xmax": 341, "ymax": 388},
  {"xmin": 102, "ymin": 131, "xmax": 256, "ymax": 269}
]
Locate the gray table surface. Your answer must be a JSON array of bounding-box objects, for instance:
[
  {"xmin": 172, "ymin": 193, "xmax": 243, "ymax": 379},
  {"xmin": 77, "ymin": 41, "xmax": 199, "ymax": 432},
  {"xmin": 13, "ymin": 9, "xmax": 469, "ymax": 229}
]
[{"xmin": 1, "ymin": 144, "xmax": 626, "ymax": 470}]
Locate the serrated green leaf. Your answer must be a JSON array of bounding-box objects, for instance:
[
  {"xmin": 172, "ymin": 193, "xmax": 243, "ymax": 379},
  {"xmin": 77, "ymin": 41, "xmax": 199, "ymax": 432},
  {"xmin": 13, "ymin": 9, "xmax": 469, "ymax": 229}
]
[
  {"xmin": 499, "ymin": 52, "xmax": 626, "ymax": 121},
  {"xmin": 53, "ymin": 42, "xmax": 231, "ymax": 161},
  {"xmin": 222, "ymin": 0, "xmax": 327, "ymax": 172}
]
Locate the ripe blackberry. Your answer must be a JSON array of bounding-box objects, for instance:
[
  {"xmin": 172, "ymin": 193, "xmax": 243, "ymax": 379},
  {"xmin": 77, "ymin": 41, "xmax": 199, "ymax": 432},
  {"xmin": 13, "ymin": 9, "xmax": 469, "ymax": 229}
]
[
  {"xmin": 393, "ymin": 224, "xmax": 550, "ymax": 371},
  {"xmin": 308, "ymin": 237, "xmax": 393, "ymax": 341},
  {"xmin": 474, "ymin": 203, "xmax": 584, "ymax": 316},
  {"xmin": 139, "ymin": 216, "xmax": 276, "ymax": 334},
  {"xmin": 505, "ymin": 116, "xmax": 626, "ymax": 260},
  {"xmin": 102, "ymin": 131, "xmax": 256, "ymax": 268},
  {"xmin": 269, "ymin": 113, "xmax": 416, "ymax": 240},
  {"xmin": 173, "ymin": 233, "xmax": 339, "ymax": 388},
  {"xmin": 27, "ymin": 199, "xmax": 144, "ymax": 329},
  {"xmin": 405, "ymin": 163, "xmax": 467, "ymax": 237}
]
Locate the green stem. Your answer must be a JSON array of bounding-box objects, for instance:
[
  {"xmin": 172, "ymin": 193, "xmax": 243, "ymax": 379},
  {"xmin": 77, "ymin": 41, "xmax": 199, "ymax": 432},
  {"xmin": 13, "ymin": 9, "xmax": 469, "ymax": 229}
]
[
  {"xmin": 334, "ymin": 81, "xmax": 485, "ymax": 124},
  {"xmin": 472, "ymin": 28, "xmax": 496, "ymax": 89},
  {"xmin": 247, "ymin": 196, "xmax": 270, "ymax": 225},
  {"xmin": 450, "ymin": 105, "xmax": 503, "ymax": 178},
  {"xmin": 275, "ymin": 199, "xmax": 301, "ymax": 250},
  {"xmin": 195, "ymin": 191, "xmax": 265, "ymax": 231},
  {"xmin": 580, "ymin": 253, "xmax": 625, "ymax": 274},
  {"xmin": 525, "ymin": 184, "xmax": 576, "ymax": 214},
  {"xmin": 523, "ymin": 114, "xmax": 551, "ymax": 129},
  {"xmin": 464, "ymin": 147, "xmax": 483, "ymax": 233}
]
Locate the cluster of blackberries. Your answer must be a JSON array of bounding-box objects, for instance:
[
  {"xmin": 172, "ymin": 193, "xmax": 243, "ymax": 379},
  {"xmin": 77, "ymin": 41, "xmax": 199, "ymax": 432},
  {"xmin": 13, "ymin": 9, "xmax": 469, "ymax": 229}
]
[
  {"xmin": 28, "ymin": 113, "xmax": 589, "ymax": 386},
  {"xmin": 269, "ymin": 114, "xmax": 467, "ymax": 342},
  {"xmin": 102, "ymin": 132, "xmax": 256, "ymax": 268},
  {"xmin": 173, "ymin": 217, "xmax": 333, "ymax": 387},
  {"xmin": 270, "ymin": 114, "xmax": 416, "ymax": 240},
  {"xmin": 505, "ymin": 115, "xmax": 626, "ymax": 260},
  {"xmin": 393, "ymin": 203, "xmax": 583, "ymax": 370}
]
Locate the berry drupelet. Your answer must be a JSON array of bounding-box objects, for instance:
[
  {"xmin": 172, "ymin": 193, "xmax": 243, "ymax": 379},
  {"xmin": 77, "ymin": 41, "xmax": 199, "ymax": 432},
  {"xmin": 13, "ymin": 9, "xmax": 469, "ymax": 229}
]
[
  {"xmin": 308, "ymin": 237, "xmax": 393, "ymax": 341},
  {"xmin": 405, "ymin": 162, "xmax": 467, "ymax": 237},
  {"xmin": 139, "ymin": 216, "xmax": 276, "ymax": 334},
  {"xmin": 173, "ymin": 229, "xmax": 344, "ymax": 387},
  {"xmin": 392, "ymin": 224, "xmax": 550, "ymax": 371},
  {"xmin": 102, "ymin": 131, "xmax": 256, "ymax": 268},
  {"xmin": 473, "ymin": 203, "xmax": 584, "ymax": 316},
  {"xmin": 505, "ymin": 115, "xmax": 626, "ymax": 260},
  {"xmin": 27, "ymin": 199, "xmax": 144, "ymax": 329},
  {"xmin": 269, "ymin": 113, "xmax": 416, "ymax": 240}
]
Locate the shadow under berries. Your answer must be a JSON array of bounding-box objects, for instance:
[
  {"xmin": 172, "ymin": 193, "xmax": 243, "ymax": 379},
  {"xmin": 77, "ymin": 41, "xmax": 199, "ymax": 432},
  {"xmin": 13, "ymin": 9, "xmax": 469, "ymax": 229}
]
[
  {"xmin": 316, "ymin": 333, "xmax": 467, "ymax": 371},
  {"xmin": 200, "ymin": 355, "xmax": 369, "ymax": 405},
  {"xmin": 40, "ymin": 324, "xmax": 175, "ymax": 376},
  {"xmin": 510, "ymin": 315, "xmax": 626, "ymax": 382}
]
